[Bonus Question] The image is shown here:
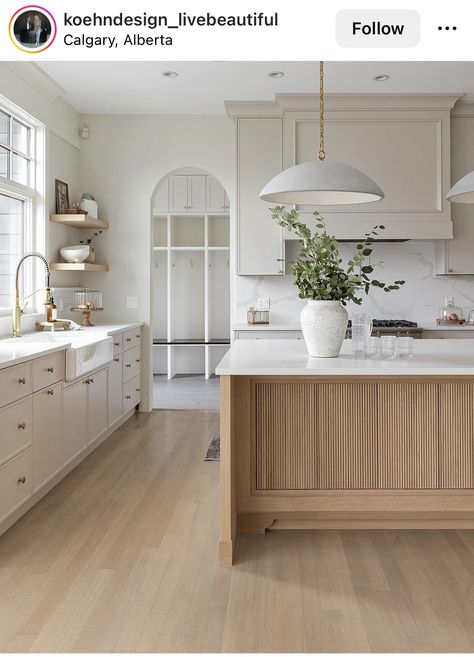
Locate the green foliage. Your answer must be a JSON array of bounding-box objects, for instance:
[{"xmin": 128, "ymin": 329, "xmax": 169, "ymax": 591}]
[{"xmin": 271, "ymin": 207, "xmax": 405, "ymax": 305}]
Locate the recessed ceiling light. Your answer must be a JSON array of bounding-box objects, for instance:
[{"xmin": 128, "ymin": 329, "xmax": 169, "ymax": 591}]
[
  {"xmin": 373, "ymin": 74, "xmax": 390, "ymax": 82},
  {"xmin": 162, "ymin": 71, "xmax": 178, "ymax": 78},
  {"xmin": 268, "ymin": 71, "xmax": 285, "ymax": 79}
]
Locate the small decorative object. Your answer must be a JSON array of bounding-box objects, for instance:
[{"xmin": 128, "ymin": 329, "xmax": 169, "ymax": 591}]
[
  {"xmin": 79, "ymin": 193, "xmax": 98, "ymax": 219},
  {"xmin": 60, "ymin": 244, "xmax": 90, "ymax": 263},
  {"xmin": 55, "ymin": 179, "xmax": 69, "ymax": 214},
  {"xmin": 437, "ymin": 297, "xmax": 465, "ymax": 324},
  {"xmin": 71, "ymin": 289, "xmax": 103, "ymax": 327},
  {"xmin": 66, "ymin": 203, "xmax": 88, "ymax": 215},
  {"xmin": 79, "ymin": 230, "xmax": 102, "ymax": 263},
  {"xmin": 247, "ymin": 307, "xmax": 270, "ymax": 324},
  {"xmin": 271, "ymin": 207, "xmax": 405, "ymax": 358}
]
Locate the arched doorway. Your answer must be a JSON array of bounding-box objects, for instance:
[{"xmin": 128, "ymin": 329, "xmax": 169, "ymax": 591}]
[{"xmin": 151, "ymin": 167, "xmax": 230, "ymax": 409}]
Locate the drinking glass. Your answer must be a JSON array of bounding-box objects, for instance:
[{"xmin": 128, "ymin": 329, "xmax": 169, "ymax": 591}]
[
  {"xmin": 364, "ymin": 336, "xmax": 380, "ymax": 358},
  {"xmin": 352, "ymin": 313, "xmax": 373, "ymax": 355},
  {"xmin": 397, "ymin": 336, "xmax": 414, "ymax": 358},
  {"xmin": 380, "ymin": 335, "xmax": 396, "ymax": 358}
]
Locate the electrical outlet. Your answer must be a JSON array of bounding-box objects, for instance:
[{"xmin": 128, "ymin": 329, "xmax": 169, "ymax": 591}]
[
  {"xmin": 257, "ymin": 297, "xmax": 270, "ymax": 311},
  {"xmin": 126, "ymin": 296, "xmax": 139, "ymax": 309}
]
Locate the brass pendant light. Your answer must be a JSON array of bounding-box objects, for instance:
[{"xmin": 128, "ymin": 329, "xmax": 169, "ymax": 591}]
[{"xmin": 259, "ymin": 62, "xmax": 384, "ymax": 205}]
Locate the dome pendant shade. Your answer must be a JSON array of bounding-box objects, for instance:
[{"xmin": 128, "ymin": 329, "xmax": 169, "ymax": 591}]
[
  {"xmin": 446, "ymin": 171, "xmax": 474, "ymax": 204},
  {"xmin": 259, "ymin": 159, "xmax": 384, "ymax": 205}
]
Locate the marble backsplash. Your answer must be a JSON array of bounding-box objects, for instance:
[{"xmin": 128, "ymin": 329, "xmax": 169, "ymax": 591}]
[{"xmin": 235, "ymin": 240, "xmax": 474, "ymax": 325}]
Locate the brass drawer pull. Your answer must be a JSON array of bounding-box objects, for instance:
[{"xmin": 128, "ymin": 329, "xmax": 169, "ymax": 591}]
[
  {"xmin": 125, "ymin": 394, "xmax": 132, "ymax": 399},
  {"xmin": 18, "ymin": 377, "xmax": 27, "ymax": 385},
  {"xmin": 114, "ymin": 341, "xmax": 120, "ymax": 346},
  {"xmin": 136, "ymin": 359, "xmax": 140, "ymax": 363},
  {"xmin": 47, "ymin": 389, "xmax": 54, "ymax": 395},
  {"xmin": 18, "ymin": 422, "xmax": 26, "ymax": 430},
  {"xmin": 135, "ymin": 388, "xmax": 140, "ymax": 393},
  {"xmin": 136, "ymin": 335, "xmax": 140, "ymax": 339},
  {"xmin": 125, "ymin": 364, "xmax": 132, "ymax": 368},
  {"xmin": 114, "ymin": 358, "xmax": 120, "ymax": 362},
  {"xmin": 126, "ymin": 338, "xmax": 132, "ymax": 342},
  {"xmin": 47, "ymin": 367, "xmax": 54, "ymax": 373},
  {"xmin": 17, "ymin": 476, "xmax": 26, "ymax": 484}
]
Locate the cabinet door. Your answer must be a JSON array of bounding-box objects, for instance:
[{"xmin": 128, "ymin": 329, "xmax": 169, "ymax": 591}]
[
  {"xmin": 62, "ymin": 379, "xmax": 88, "ymax": 465},
  {"xmin": 108, "ymin": 356, "xmax": 123, "ymax": 427},
  {"xmin": 187, "ymin": 175, "xmax": 206, "ymax": 212},
  {"xmin": 154, "ymin": 178, "xmax": 169, "ymax": 213},
  {"xmin": 170, "ymin": 175, "xmax": 189, "ymax": 212},
  {"xmin": 439, "ymin": 382, "xmax": 474, "ymax": 488},
  {"xmin": 238, "ymin": 117, "xmax": 283, "ymax": 275},
  {"xmin": 32, "ymin": 382, "xmax": 63, "ymax": 493},
  {"xmin": 377, "ymin": 382, "xmax": 438, "ymax": 489},
  {"xmin": 87, "ymin": 369, "xmax": 108, "ymax": 445},
  {"xmin": 207, "ymin": 176, "xmax": 226, "ymax": 212}
]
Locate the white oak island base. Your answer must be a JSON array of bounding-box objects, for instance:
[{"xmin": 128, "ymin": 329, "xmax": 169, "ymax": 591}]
[{"xmin": 217, "ymin": 340, "xmax": 474, "ymax": 566}]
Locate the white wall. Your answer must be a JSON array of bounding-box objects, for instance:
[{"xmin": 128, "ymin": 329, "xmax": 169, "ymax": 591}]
[{"xmin": 78, "ymin": 114, "xmax": 235, "ymax": 410}]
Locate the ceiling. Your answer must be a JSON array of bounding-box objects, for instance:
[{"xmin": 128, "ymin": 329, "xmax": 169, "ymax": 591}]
[{"xmin": 36, "ymin": 61, "xmax": 474, "ymax": 115}]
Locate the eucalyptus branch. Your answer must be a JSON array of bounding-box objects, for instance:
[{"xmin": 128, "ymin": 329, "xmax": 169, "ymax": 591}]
[{"xmin": 271, "ymin": 207, "xmax": 405, "ymax": 305}]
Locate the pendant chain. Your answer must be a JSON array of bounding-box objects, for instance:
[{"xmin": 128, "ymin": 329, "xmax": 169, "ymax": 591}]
[{"xmin": 318, "ymin": 61, "xmax": 326, "ymax": 161}]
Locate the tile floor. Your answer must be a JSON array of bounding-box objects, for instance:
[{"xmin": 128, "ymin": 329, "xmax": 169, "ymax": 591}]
[{"xmin": 153, "ymin": 374, "xmax": 220, "ymax": 410}]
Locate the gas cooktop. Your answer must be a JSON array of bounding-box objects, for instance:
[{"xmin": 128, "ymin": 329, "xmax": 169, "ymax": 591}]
[{"xmin": 347, "ymin": 319, "xmax": 418, "ymax": 328}]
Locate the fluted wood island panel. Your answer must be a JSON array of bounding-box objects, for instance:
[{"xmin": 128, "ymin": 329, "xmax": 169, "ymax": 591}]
[{"xmin": 217, "ymin": 340, "xmax": 474, "ymax": 566}]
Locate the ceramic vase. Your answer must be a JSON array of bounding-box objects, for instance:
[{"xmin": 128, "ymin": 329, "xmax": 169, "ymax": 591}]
[{"xmin": 300, "ymin": 300, "xmax": 348, "ymax": 358}]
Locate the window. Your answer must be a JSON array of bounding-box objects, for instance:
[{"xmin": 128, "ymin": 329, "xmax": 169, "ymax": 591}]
[
  {"xmin": 0, "ymin": 110, "xmax": 32, "ymax": 187},
  {"xmin": 0, "ymin": 194, "xmax": 25, "ymax": 311},
  {"xmin": 0, "ymin": 98, "xmax": 43, "ymax": 318}
]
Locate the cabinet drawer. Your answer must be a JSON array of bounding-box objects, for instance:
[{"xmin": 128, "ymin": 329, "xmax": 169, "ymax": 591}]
[
  {"xmin": 0, "ymin": 362, "xmax": 31, "ymax": 408},
  {"xmin": 0, "ymin": 447, "xmax": 32, "ymax": 523},
  {"xmin": 123, "ymin": 327, "xmax": 141, "ymax": 351},
  {"xmin": 122, "ymin": 345, "xmax": 141, "ymax": 383},
  {"xmin": 32, "ymin": 381, "xmax": 63, "ymax": 493},
  {"xmin": 31, "ymin": 351, "xmax": 65, "ymax": 392},
  {"xmin": 112, "ymin": 334, "xmax": 123, "ymax": 355},
  {"xmin": 123, "ymin": 375, "xmax": 141, "ymax": 413},
  {"xmin": 0, "ymin": 397, "xmax": 32, "ymax": 467}
]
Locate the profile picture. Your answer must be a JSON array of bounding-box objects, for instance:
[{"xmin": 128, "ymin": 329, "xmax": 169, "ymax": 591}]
[{"xmin": 9, "ymin": 6, "xmax": 57, "ymax": 53}]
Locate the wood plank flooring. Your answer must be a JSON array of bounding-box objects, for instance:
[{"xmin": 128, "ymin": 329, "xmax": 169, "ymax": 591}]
[{"xmin": 1, "ymin": 410, "xmax": 474, "ymax": 651}]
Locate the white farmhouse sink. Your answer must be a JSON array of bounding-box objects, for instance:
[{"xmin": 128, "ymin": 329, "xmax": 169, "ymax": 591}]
[{"xmin": 5, "ymin": 332, "xmax": 113, "ymax": 381}]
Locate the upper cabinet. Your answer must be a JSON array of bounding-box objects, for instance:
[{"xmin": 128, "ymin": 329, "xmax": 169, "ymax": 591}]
[
  {"xmin": 435, "ymin": 102, "xmax": 474, "ymax": 275},
  {"xmin": 227, "ymin": 94, "xmax": 460, "ymax": 275},
  {"xmin": 237, "ymin": 117, "xmax": 283, "ymax": 276},
  {"xmin": 154, "ymin": 174, "xmax": 228, "ymax": 215}
]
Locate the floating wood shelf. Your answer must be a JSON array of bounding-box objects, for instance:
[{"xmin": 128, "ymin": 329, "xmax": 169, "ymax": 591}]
[
  {"xmin": 50, "ymin": 263, "xmax": 109, "ymax": 272},
  {"xmin": 50, "ymin": 214, "xmax": 109, "ymax": 230}
]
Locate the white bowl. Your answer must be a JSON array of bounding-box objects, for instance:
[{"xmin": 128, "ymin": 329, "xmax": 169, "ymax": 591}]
[{"xmin": 60, "ymin": 245, "xmax": 90, "ymax": 263}]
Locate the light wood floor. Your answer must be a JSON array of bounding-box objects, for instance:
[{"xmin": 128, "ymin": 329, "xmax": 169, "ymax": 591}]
[{"xmin": 1, "ymin": 410, "xmax": 474, "ymax": 652}]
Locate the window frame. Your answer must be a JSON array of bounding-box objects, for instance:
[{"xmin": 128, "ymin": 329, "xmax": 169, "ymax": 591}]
[{"xmin": 0, "ymin": 96, "xmax": 45, "ymax": 319}]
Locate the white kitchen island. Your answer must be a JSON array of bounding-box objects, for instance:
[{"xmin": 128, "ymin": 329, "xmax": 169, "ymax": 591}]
[{"xmin": 216, "ymin": 339, "xmax": 474, "ymax": 566}]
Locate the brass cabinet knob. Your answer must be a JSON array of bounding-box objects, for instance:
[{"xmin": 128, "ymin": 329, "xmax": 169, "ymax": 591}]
[
  {"xmin": 18, "ymin": 377, "xmax": 27, "ymax": 384},
  {"xmin": 135, "ymin": 335, "xmax": 140, "ymax": 339},
  {"xmin": 90, "ymin": 378, "xmax": 94, "ymax": 384},
  {"xmin": 126, "ymin": 338, "xmax": 132, "ymax": 342},
  {"xmin": 136, "ymin": 359, "xmax": 140, "ymax": 363},
  {"xmin": 125, "ymin": 394, "xmax": 132, "ymax": 399},
  {"xmin": 47, "ymin": 367, "xmax": 54, "ymax": 373},
  {"xmin": 135, "ymin": 388, "xmax": 140, "ymax": 393},
  {"xmin": 17, "ymin": 476, "xmax": 26, "ymax": 484},
  {"xmin": 47, "ymin": 389, "xmax": 54, "ymax": 395},
  {"xmin": 18, "ymin": 422, "xmax": 26, "ymax": 430},
  {"xmin": 114, "ymin": 341, "xmax": 120, "ymax": 346},
  {"xmin": 126, "ymin": 364, "xmax": 132, "ymax": 368},
  {"xmin": 114, "ymin": 358, "xmax": 120, "ymax": 362}
]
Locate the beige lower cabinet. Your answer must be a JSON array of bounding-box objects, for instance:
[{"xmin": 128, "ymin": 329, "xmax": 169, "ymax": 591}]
[
  {"xmin": 32, "ymin": 381, "xmax": 63, "ymax": 493},
  {"xmin": 0, "ymin": 448, "xmax": 32, "ymax": 523},
  {"xmin": 62, "ymin": 378, "xmax": 88, "ymax": 465},
  {"xmin": 107, "ymin": 355, "xmax": 123, "ymax": 426},
  {"xmin": 87, "ymin": 369, "xmax": 108, "ymax": 444}
]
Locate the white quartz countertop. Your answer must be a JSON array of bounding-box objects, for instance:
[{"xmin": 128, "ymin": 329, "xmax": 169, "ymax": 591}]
[
  {"xmin": 216, "ymin": 339, "xmax": 474, "ymax": 376},
  {"xmin": 234, "ymin": 322, "xmax": 474, "ymax": 332},
  {"xmin": 0, "ymin": 322, "xmax": 144, "ymax": 371}
]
